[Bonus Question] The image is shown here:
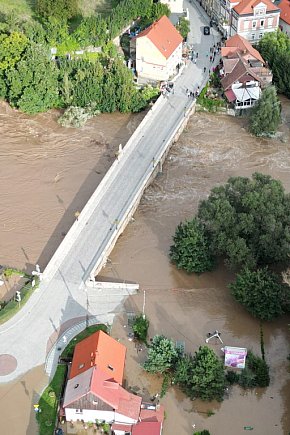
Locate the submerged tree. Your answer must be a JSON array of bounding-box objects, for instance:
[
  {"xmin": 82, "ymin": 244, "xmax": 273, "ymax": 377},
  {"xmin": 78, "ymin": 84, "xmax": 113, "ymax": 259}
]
[
  {"xmin": 249, "ymin": 86, "xmax": 281, "ymax": 137},
  {"xmin": 170, "ymin": 218, "xmax": 214, "ymax": 273},
  {"xmin": 229, "ymin": 267, "xmax": 289, "ymax": 320},
  {"xmin": 143, "ymin": 335, "xmax": 179, "ymax": 374}
]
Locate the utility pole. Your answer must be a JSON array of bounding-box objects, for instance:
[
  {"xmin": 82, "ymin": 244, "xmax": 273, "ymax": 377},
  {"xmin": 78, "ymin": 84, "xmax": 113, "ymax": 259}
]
[{"xmin": 142, "ymin": 289, "xmax": 146, "ymax": 319}]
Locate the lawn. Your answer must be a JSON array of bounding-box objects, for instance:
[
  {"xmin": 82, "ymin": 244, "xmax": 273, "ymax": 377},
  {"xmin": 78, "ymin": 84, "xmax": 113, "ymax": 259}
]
[
  {"xmin": 37, "ymin": 364, "xmax": 67, "ymax": 435},
  {"xmin": 61, "ymin": 323, "xmax": 107, "ymax": 358},
  {"xmin": 0, "ymin": 0, "xmax": 112, "ymax": 20}
]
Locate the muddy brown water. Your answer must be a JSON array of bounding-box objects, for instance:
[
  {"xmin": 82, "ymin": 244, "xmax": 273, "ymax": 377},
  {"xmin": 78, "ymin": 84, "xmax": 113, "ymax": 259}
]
[{"xmin": 0, "ymin": 99, "xmax": 290, "ymax": 434}]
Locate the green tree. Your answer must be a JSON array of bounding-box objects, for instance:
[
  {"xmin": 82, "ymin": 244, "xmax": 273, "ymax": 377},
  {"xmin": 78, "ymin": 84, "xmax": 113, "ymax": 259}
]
[
  {"xmin": 229, "ymin": 267, "xmax": 288, "ymax": 320},
  {"xmin": 149, "ymin": 3, "xmax": 171, "ymax": 21},
  {"xmin": 249, "ymin": 86, "xmax": 281, "ymax": 137},
  {"xmin": 143, "ymin": 335, "xmax": 179, "ymax": 374},
  {"xmin": 176, "ymin": 17, "xmax": 190, "ymax": 40},
  {"xmin": 36, "ymin": 0, "xmax": 79, "ymax": 21},
  {"xmin": 170, "ymin": 218, "xmax": 214, "ymax": 273},
  {"xmin": 238, "ymin": 351, "xmax": 270, "ymax": 388},
  {"xmin": 0, "ymin": 32, "xmax": 28, "ymax": 71},
  {"xmin": 6, "ymin": 44, "xmax": 59, "ymax": 114},
  {"xmin": 132, "ymin": 315, "xmax": 149, "ymax": 343},
  {"xmin": 198, "ymin": 173, "xmax": 290, "ymax": 269},
  {"xmin": 175, "ymin": 347, "xmax": 226, "ymax": 401},
  {"xmin": 258, "ymin": 30, "xmax": 290, "ymax": 98}
]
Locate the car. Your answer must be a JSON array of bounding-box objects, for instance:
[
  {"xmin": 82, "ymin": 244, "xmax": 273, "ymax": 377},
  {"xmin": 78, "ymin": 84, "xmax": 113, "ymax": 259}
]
[{"xmin": 204, "ymin": 26, "xmax": 210, "ymax": 35}]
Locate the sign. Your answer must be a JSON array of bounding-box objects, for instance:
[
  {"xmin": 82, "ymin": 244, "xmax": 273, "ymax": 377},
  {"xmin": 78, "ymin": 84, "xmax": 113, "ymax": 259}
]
[{"xmin": 224, "ymin": 346, "xmax": 247, "ymax": 369}]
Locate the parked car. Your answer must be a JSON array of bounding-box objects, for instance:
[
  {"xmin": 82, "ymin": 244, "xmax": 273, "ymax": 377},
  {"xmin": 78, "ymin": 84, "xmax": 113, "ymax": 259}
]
[{"xmin": 204, "ymin": 26, "xmax": 210, "ymax": 35}]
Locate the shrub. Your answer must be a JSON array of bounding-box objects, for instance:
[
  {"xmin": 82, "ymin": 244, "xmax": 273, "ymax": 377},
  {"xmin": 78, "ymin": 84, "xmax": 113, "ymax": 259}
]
[
  {"xmin": 58, "ymin": 105, "xmax": 100, "ymax": 128},
  {"xmin": 132, "ymin": 314, "xmax": 149, "ymax": 343},
  {"xmin": 144, "ymin": 335, "xmax": 179, "ymax": 374}
]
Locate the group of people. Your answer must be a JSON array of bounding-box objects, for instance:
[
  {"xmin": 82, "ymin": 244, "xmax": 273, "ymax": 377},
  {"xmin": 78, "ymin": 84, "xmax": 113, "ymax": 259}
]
[
  {"xmin": 209, "ymin": 43, "xmax": 221, "ymax": 63},
  {"xmin": 186, "ymin": 86, "xmax": 200, "ymax": 98}
]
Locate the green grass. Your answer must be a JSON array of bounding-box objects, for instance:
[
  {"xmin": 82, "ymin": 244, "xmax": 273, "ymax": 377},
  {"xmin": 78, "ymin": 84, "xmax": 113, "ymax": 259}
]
[
  {"xmin": 0, "ymin": 276, "xmax": 39, "ymax": 325},
  {"xmin": 37, "ymin": 365, "xmax": 67, "ymax": 435},
  {"xmin": 61, "ymin": 324, "xmax": 107, "ymax": 358},
  {"xmin": 79, "ymin": 0, "xmax": 112, "ymax": 17},
  {"xmin": 0, "ymin": 0, "xmax": 36, "ymax": 19}
]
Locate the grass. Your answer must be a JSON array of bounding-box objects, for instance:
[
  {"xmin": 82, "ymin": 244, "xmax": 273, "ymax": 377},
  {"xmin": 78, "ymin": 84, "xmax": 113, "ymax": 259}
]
[
  {"xmin": 37, "ymin": 365, "xmax": 67, "ymax": 435},
  {"xmin": 0, "ymin": 0, "xmax": 112, "ymax": 21},
  {"xmin": 61, "ymin": 324, "xmax": 107, "ymax": 358},
  {"xmin": 0, "ymin": 276, "xmax": 39, "ymax": 325}
]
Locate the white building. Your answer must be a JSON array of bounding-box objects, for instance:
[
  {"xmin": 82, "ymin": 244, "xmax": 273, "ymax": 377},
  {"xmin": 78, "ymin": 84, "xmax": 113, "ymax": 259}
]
[{"xmin": 133, "ymin": 15, "xmax": 183, "ymax": 81}]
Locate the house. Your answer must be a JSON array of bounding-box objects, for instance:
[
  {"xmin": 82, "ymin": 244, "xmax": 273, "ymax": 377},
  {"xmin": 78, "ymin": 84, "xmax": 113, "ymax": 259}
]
[
  {"xmin": 221, "ymin": 34, "xmax": 273, "ymax": 87},
  {"xmin": 132, "ymin": 15, "xmax": 183, "ymax": 81},
  {"xmin": 279, "ymin": 0, "xmax": 290, "ymax": 33},
  {"xmin": 206, "ymin": 0, "xmax": 280, "ymax": 40},
  {"xmin": 220, "ymin": 35, "xmax": 273, "ymax": 108},
  {"xmin": 160, "ymin": 0, "xmax": 184, "ymax": 13},
  {"xmin": 230, "ymin": 0, "xmax": 280, "ymax": 42},
  {"xmin": 62, "ymin": 330, "xmax": 165, "ymax": 434},
  {"xmin": 69, "ymin": 330, "xmax": 126, "ymax": 384}
]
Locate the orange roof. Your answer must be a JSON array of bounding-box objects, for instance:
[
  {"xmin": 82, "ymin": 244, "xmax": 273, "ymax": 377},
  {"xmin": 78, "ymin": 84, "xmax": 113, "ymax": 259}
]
[
  {"xmin": 69, "ymin": 330, "xmax": 126, "ymax": 384},
  {"xmin": 140, "ymin": 404, "xmax": 165, "ymax": 423},
  {"xmin": 224, "ymin": 34, "xmax": 265, "ymax": 63},
  {"xmin": 234, "ymin": 0, "xmax": 279, "ymax": 14},
  {"xmin": 279, "ymin": 0, "xmax": 290, "ymax": 24},
  {"xmin": 136, "ymin": 15, "xmax": 183, "ymax": 59}
]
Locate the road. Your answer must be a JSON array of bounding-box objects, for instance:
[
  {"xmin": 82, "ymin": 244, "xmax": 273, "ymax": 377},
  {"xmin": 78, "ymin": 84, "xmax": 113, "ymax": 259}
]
[{"xmin": 0, "ymin": 0, "xmax": 220, "ymax": 383}]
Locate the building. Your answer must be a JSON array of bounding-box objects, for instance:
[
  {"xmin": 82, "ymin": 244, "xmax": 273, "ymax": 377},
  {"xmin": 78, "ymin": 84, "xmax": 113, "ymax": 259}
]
[
  {"xmin": 132, "ymin": 15, "xmax": 183, "ymax": 81},
  {"xmin": 221, "ymin": 34, "xmax": 272, "ymax": 108},
  {"xmin": 279, "ymin": 0, "xmax": 290, "ymax": 33},
  {"xmin": 62, "ymin": 330, "xmax": 164, "ymax": 434},
  {"xmin": 204, "ymin": 0, "xmax": 280, "ymax": 40},
  {"xmin": 230, "ymin": 0, "xmax": 280, "ymax": 42},
  {"xmin": 160, "ymin": 0, "xmax": 184, "ymax": 13}
]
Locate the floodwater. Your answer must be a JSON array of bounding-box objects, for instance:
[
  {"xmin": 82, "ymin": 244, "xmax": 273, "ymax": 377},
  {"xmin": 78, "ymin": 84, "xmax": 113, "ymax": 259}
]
[{"xmin": 0, "ymin": 99, "xmax": 290, "ymax": 434}]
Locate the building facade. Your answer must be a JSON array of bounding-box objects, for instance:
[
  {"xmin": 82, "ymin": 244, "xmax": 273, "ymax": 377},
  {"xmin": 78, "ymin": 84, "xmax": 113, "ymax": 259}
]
[{"xmin": 279, "ymin": 0, "xmax": 290, "ymax": 33}]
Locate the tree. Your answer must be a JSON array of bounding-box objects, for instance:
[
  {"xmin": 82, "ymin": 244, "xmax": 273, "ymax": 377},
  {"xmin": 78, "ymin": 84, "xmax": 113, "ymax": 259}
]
[
  {"xmin": 229, "ymin": 267, "xmax": 289, "ymax": 320},
  {"xmin": 238, "ymin": 351, "xmax": 270, "ymax": 388},
  {"xmin": 36, "ymin": 0, "xmax": 79, "ymax": 21},
  {"xmin": 132, "ymin": 315, "xmax": 149, "ymax": 343},
  {"xmin": 198, "ymin": 173, "xmax": 290, "ymax": 269},
  {"xmin": 258, "ymin": 30, "xmax": 290, "ymax": 98},
  {"xmin": 143, "ymin": 335, "xmax": 179, "ymax": 374},
  {"xmin": 175, "ymin": 347, "xmax": 226, "ymax": 401},
  {"xmin": 0, "ymin": 32, "xmax": 28, "ymax": 71},
  {"xmin": 249, "ymin": 86, "xmax": 281, "ymax": 137},
  {"xmin": 176, "ymin": 17, "xmax": 190, "ymax": 40},
  {"xmin": 149, "ymin": 3, "xmax": 171, "ymax": 21},
  {"xmin": 170, "ymin": 218, "xmax": 214, "ymax": 273},
  {"xmin": 6, "ymin": 44, "xmax": 59, "ymax": 113}
]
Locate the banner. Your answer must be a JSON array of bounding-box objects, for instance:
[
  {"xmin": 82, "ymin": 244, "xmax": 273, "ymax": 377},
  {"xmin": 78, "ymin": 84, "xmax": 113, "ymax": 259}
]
[{"xmin": 224, "ymin": 346, "xmax": 247, "ymax": 369}]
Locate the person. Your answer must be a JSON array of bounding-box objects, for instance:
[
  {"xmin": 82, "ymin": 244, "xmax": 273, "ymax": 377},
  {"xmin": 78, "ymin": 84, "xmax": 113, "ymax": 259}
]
[
  {"xmin": 196, "ymin": 52, "xmax": 199, "ymax": 58},
  {"xmin": 210, "ymin": 56, "xmax": 212, "ymax": 62},
  {"xmin": 203, "ymin": 66, "xmax": 206, "ymax": 73}
]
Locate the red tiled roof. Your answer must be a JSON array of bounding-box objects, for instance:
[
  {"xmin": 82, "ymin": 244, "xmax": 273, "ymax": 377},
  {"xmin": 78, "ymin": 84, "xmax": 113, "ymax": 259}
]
[
  {"xmin": 225, "ymin": 89, "xmax": 237, "ymax": 102},
  {"xmin": 234, "ymin": 0, "xmax": 279, "ymax": 15},
  {"xmin": 64, "ymin": 367, "xmax": 142, "ymax": 421},
  {"xmin": 279, "ymin": 0, "xmax": 290, "ymax": 24},
  {"xmin": 136, "ymin": 15, "xmax": 183, "ymax": 59},
  {"xmin": 221, "ymin": 57, "xmax": 260, "ymax": 90},
  {"xmin": 140, "ymin": 404, "xmax": 165, "ymax": 423},
  {"xmin": 224, "ymin": 34, "xmax": 265, "ymax": 63},
  {"xmin": 132, "ymin": 421, "xmax": 162, "ymax": 435},
  {"xmin": 111, "ymin": 423, "xmax": 133, "ymax": 431},
  {"xmin": 69, "ymin": 330, "xmax": 126, "ymax": 384}
]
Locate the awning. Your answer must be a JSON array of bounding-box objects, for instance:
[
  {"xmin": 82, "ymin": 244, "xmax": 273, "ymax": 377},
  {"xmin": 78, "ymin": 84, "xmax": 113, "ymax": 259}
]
[{"xmin": 224, "ymin": 89, "xmax": 236, "ymax": 102}]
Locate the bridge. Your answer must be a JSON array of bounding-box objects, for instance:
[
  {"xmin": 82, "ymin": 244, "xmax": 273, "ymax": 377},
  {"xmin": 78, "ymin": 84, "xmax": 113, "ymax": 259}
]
[{"xmin": 0, "ymin": 2, "xmax": 220, "ymax": 383}]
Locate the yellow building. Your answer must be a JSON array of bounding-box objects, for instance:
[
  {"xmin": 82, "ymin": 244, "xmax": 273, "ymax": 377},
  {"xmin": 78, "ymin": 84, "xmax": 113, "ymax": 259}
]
[{"xmin": 134, "ymin": 15, "xmax": 183, "ymax": 81}]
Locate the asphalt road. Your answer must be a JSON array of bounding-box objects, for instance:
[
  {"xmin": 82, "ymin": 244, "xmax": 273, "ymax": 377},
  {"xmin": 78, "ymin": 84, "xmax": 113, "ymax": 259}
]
[{"xmin": 0, "ymin": 0, "xmax": 220, "ymax": 383}]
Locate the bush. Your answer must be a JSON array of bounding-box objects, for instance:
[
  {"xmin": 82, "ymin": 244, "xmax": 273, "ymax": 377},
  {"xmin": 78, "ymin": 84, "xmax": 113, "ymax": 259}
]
[
  {"xmin": 132, "ymin": 314, "xmax": 149, "ymax": 343},
  {"xmin": 226, "ymin": 370, "xmax": 240, "ymax": 385},
  {"xmin": 58, "ymin": 104, "xmax": 100, "ymax": 128}
]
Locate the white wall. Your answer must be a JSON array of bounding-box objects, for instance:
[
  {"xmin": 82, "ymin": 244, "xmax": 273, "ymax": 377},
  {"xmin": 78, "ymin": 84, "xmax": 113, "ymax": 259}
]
[
  {"xmin": 160, "ymin": 0, "xmax": 184, "ymax": 13},
  {"xmin": 65, "ymin": 408, "xmax": 138, "ymax": 424}
]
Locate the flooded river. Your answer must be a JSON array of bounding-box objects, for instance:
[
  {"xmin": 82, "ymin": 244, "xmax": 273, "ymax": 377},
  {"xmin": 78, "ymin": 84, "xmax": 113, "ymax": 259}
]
[{"xmin": 0, "ymin": 100, "xmax": 289, "ymax": 434}]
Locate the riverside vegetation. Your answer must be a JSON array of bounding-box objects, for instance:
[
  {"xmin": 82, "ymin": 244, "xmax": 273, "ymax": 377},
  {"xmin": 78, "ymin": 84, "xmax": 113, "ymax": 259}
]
[{"xmin": 0, "ymin": 0, "xmax": 171, "ymax": 117}]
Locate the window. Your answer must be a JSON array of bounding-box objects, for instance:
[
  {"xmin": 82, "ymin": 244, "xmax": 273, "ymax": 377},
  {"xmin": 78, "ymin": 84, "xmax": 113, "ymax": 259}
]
[
  {"xmin": 76, "ymin": 409, "xmax": 83, "ymax": 414},
  {"xmin": 259, "ymin": 33, "xmax": 263, "ymax": 38},
  {"xmin": 78, "ymin": 363, "xmax": 84, "ymax": 369},
  {"xmin": 260, "ymin": 20, "xmax": 264, "ymax": 27},
  {"xmin": 252, "ymin": 21, "xmax": 257, "ymax": 28},
  {"xmin": 108, "ymin": 365, "xmax": 114, "ymax": 371},
  {"xmin": 252, "ymin": 34, "xmax": 255, "ymax": 40}
]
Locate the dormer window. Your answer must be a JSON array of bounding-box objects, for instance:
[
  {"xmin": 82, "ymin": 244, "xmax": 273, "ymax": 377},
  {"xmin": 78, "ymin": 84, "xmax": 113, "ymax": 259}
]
[
  {"xmin": 78, "ymin": 363, "xmax": 84, "ymax": 369},
  {"xmin": 74, "ymin": 383, "xmax": 79, "ymax": 389},
  {"xmin": 108, "ymin": 365, "xmax": 114, "ymax": 371}
]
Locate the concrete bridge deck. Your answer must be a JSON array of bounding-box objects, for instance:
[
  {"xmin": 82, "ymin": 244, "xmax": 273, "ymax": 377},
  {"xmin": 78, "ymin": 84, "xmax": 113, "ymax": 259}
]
[{"xmin": 0, "ymin": 1, "xmax": 220, "ymax": 383}]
